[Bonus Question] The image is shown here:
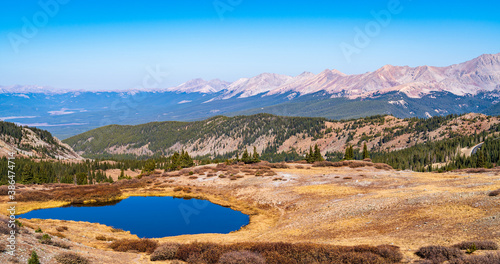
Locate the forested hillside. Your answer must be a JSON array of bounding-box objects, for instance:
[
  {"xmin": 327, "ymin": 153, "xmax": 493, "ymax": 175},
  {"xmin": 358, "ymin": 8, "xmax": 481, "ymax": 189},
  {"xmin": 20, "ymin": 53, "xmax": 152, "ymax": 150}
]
[
  {"xmin": 64, "ymin": 114, "xmax": 326, "ymax": 158},
  {"xmin": 64, "ymin": 113, "xmax": 499, "ymax": 164},
  {"xmin": 0, "ymin": 121, "xmax": 81, "ymax": 160}
]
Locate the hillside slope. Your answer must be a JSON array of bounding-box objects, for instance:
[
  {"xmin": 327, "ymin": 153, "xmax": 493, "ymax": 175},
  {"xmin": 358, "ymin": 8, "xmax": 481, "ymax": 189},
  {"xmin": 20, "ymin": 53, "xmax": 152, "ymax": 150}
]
[
  {"xmin": 63, "ymin": 113, "xmax": 498, "ymax": 160},
  {"xmin": 0, "ymin": 121, "xmax": 82, "ymax": 160}
]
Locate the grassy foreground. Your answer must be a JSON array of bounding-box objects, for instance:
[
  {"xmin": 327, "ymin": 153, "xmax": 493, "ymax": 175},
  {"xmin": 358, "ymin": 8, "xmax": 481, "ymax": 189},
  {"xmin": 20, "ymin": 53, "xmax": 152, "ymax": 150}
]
[{"xmin": 1, "ymin": 161, "xmax": 500, "ymax": 263}]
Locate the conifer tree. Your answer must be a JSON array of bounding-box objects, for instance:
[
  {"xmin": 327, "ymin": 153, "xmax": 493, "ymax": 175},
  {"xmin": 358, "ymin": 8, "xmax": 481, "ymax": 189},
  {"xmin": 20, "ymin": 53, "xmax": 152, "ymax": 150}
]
[
  {"xmin": 306, "ymin": 146, "xmax": 314, "ymax": 163},
  {"xmin": 21, "ymin": 164, "xmax": 33, "ymax": 184},
  {"xmin": 169, "ymin": 152, "xmax": 180, "ymax": 170},
  {"xmin": 28, "ymin": 250, "xmax": 40, "ymax": 264},
  {"xmin": 363, "ymin": 142, "xmax": 369, "ymax": 159},
  {"xmin": 76, "ymin": 172, "xmax": 88, "ymax": 185},
  {"xmin": 241, "ymin": 149, "xmax": 250, "ymax": 163},
  {"xmin": 119, "ymin": 169, "xmax": 125, "ymax": 180},
  {"xmin": 344, "ymin": 145, "xmax": 354, "ymax": 160},
  {"xmin": 143, "ymin": 159, "xmax": 156, "ymax": 173},
  {"xmin": 313, "ymin": 144, "xmax": 324, "ymax": 161},
  {"xmin": 180, "ymin": 150, "xmax": 194, "ymax": 168},
  {"xmin": 252, "ymin": 146, "xmax": 260, "ymax": 163},
  {"xmin": 476, "ymin": 150, "xmax": 486, "ymax": 168}
]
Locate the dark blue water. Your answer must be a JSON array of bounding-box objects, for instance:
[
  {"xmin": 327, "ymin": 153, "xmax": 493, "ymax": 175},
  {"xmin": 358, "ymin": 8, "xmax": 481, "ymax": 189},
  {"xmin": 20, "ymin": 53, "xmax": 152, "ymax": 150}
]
[{"xmin": 18, "ymin": 196, "xmax": 249, "ymax": 238}]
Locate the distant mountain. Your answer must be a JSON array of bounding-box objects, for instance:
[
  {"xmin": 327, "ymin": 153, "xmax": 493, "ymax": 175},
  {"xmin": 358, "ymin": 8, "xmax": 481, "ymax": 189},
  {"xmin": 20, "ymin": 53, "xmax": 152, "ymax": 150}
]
[
  {"xmin": 2, "ymin": 53, "xmax": 499, "ymax": 139},
  {"xmin": 0, "ymin": 85, "xmax": 69, "ymax": 94},
  {"xmin": 164, "ymin": 78, "xmax": 230, "ymax": 93},
  {"xmin": 63, "ymin": 113, "xmax": 498, "ymax": 160},
  {"xmin": 0, "ymin": 120, "xmax": 82, "ymax": 159},
  {"xmin": 164, "ymin": 53, "xmax": 500, "ymax": 99}
]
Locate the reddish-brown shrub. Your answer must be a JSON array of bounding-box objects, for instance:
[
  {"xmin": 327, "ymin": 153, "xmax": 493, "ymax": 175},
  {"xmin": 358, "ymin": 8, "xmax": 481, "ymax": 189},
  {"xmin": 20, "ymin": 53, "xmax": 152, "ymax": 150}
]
[
  {"xmin": 0, "ymin": 185, "xmax": 8, "ymax": 195},
  {"xmin": 218, "ymin": 250, "xmax": 265, "ymax": 264},
  {"xmin": 415, "ymin": 246, "xmax": 464, "ymax": 262},
  {"xmin": 449, "ymin": 252, "xmax": 500, "ymax": 264},
  {"xmin": 294, "ymin": 165, "xmax": 304, "ymax": 169},
  {"xmin": 374, "ymin": 163, "xmax": 393, "ymax": 170},
  {"xmin": 175, "ymin": 242, "xmax": 403, "ymax": 264},
  {"xmin": 343, "ymin": 177, "xmax": 353, "ymax": 179},
  {"xmin": 312, "ymin": 161, "xmax": 335, "ymax": 167},
  {"xmin": 489, "ymin": 189, "xmax": 500, "ymax": 196},
  {"xmin": 0, "ymin": 216, "xmax": 12, "ymax": 235},
  {"xmin": 110, "ymin": 239, "xmax": 158, "ymax": 254},
  {"xmin": 54, "ymin": 185, "xmax": 122, "ymax": 204},
  {"xmin": 17, "ymin": 190, "xmax": 52, "ymax": 202},
  {"xmin": 56, "ymin": 226, "xmax": 68, "ymax": 232},
  {"xmin": 54, "ymin": 252, "xmax": 89, "ymax": 264},
  {"xmin": 452, "ymin": 241, "xmax": 498, "ymax": 250},
  {"xmin": 268, "ymin": 163, "xmax": 289, "ymax": 169},
  {"xmin": 18, "ymin": 184, "xmax": 122, "ymax": 204},
  {"xmin": 353, "ymin": 245, "xmax": 403, "ymax": 263},
  {"xmin": 112, "ymin": 178, "xmax": 147, "ymax": 189},
  {"xmin": 464, "ymin": 168, "xmax": 488, "ymax": 173},
  {"xmin": 248, "ymin": 163, "xmax": 271, "ymax": 170},
  {"xmin": 150, "ymin": 243, "xmax": 180, "ymax": 261},
  {"xmin": 173, "ymin": 187, "xmax": 183, "ymax": 192},
  {"xmin": 95, "ymin": 235, "xmax": 114, "ymax": 241},
  {"xmin": 215, "ymin": 163, "xmax": 228, "ymax": 171},
  {"xmin": 264, "ymin": 171, "xmax": 277, "ymax": 176}
]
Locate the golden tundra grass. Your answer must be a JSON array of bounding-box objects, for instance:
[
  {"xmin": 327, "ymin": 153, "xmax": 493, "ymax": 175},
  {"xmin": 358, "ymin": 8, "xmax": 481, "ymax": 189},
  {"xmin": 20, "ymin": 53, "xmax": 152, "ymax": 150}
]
[{"xmin": 4, "ymin": 164, "xmax": 500, "ymax": 263}]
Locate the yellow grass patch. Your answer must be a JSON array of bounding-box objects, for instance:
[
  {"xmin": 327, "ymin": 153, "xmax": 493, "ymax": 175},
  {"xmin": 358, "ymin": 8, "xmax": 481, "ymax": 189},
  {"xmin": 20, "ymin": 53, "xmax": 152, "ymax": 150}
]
[
  {"xmin": 294, "ymin": 184, "xmax": 366, "ymax": 197},
  {"xmin": 13, "ymin": 200, "xmax": 70, "ymax": 215},
  {"xmin": 408, "ymin": 204, "xmax": 487, "ymax": 222}
]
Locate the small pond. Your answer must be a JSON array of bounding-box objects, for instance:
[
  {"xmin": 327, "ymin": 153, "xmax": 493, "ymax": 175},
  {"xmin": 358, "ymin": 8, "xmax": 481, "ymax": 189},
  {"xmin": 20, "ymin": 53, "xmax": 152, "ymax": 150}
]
[{"xmin": 18, "ymin": 196, "xmax": 249, "ymax": 238}]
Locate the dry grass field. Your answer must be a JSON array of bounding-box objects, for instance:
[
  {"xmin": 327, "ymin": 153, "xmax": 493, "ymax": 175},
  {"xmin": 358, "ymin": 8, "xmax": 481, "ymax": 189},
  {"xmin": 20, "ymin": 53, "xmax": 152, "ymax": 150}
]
[{"xmin": 1, "ymin": 161, "xmax": 499, "ymax": 263}]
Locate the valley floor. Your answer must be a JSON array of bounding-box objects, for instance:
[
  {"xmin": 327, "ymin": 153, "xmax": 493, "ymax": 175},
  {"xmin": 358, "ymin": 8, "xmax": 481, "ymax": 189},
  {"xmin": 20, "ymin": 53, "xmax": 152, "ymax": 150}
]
[{"xmin": 2, "ymin": 162, "xmax": 500, "ymax": 263}]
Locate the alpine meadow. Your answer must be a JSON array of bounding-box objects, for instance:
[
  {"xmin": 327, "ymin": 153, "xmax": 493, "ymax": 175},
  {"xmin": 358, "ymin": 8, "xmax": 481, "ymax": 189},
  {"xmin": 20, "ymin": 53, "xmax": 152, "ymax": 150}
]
[{"xmin": 1, "ymin": 1, "xmax": 500, "ymax": 264}]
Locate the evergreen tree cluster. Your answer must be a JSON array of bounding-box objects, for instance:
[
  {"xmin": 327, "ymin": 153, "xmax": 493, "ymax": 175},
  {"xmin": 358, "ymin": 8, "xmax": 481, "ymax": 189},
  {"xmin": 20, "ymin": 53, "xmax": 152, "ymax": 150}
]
[
  {"xmin": 371, "ymin": 127, "xmax": 499, "ymax": 172},
  {"xmin": 0, "ymin": 158, "xmax": 118, "ymax": 185},
  {"xmin": 0, "ymin": 121, "xmax": 24, "ymax": 143},
  {"xmin": 163, "ymin": 150, "xmax": 194, "ymax": 171},
  {"xmin": 344, "ymin": 145, "xmax": 355, "ymax": 160},
  {"xmin": 305, "ymin": 144, "xmax": 324, "ymax": 163},
  {"xmin": 239, "ymin": 146, "xmax": 260, "ymax": 164}
]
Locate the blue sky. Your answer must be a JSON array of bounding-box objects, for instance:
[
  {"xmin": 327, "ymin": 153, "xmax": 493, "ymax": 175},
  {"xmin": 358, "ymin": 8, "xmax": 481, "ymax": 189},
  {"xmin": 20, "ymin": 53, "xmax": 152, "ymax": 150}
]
[{"xmin": 1, "ymin": 0, "xmax": 499, "ymax": 91}]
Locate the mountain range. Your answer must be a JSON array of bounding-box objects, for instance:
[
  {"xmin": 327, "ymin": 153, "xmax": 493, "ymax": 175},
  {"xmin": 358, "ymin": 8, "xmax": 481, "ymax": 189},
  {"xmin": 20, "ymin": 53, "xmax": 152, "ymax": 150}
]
[
  {"xmin": 157, "ymin": 53, "xmax": 500, "ymax": 99},
  {"xmin": 1, "ymin": 53, "xmax": 499, "ymax": 139}
]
